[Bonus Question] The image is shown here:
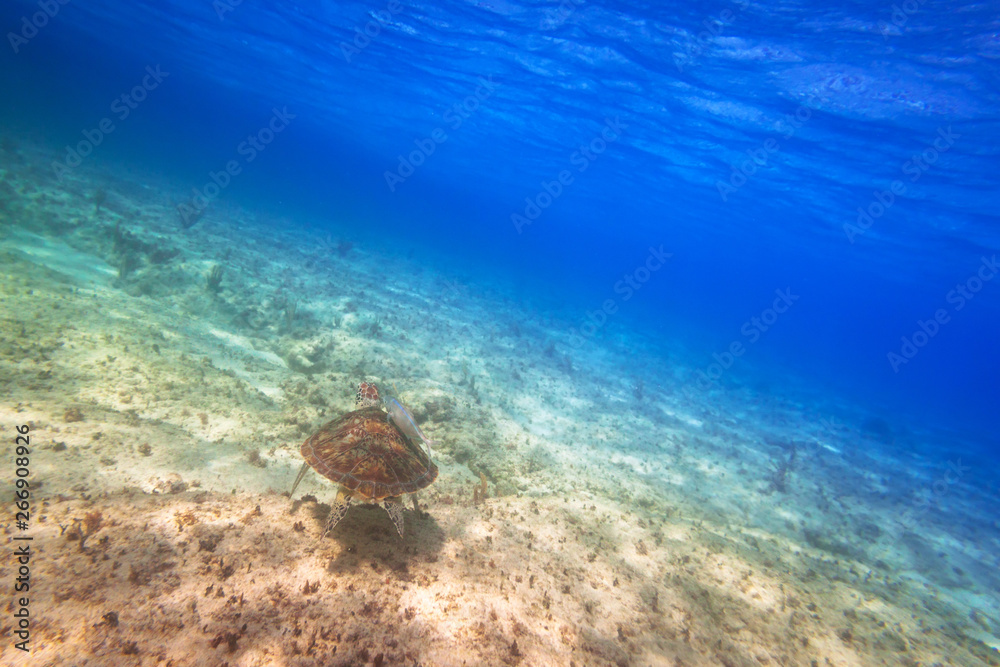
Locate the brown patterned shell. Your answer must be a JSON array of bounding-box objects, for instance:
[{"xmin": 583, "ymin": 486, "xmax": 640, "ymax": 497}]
[{"xmin": 300, "ymin": 406, "xmax": 438, "ymax": 500}]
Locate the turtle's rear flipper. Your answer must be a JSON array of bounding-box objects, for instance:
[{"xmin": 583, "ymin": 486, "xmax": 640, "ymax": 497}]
[
  {"xmin": 323, "ymin": 487, "xmax": 352, "ymax": 537},
  {"xmin": 384, "ymin": 497, "xmax": 405, "ymax": 538}
]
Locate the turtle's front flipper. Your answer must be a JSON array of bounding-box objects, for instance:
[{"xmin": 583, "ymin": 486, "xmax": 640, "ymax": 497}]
[
  {"xmin": 289, "ymin": 461, "xmax": 310, "ymax": 498},
  {"xmin": 323, "ymin": 487, "xmax": 352, "ymax": 537},
  {"xmin": 384, "ymin": 497, "xmax": 405, "ymax": 538}
]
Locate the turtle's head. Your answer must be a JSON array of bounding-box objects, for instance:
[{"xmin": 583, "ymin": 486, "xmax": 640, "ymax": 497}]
[{"xmin": 355, "ymin": 382, "xmax": 381, "ymax": 408}]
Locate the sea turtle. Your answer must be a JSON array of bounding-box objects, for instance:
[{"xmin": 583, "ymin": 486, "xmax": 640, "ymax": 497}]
[{"xmin": 289, "ymin": 382, "xmax": 438, "ymax": 537}]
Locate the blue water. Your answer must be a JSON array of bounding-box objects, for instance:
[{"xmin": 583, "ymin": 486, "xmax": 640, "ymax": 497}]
[{"xmin": 2, "ymin": 0, "xmax": 997, "ymax": 445}]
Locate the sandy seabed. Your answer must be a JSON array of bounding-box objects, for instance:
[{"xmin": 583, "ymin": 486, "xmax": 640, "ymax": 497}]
[{"xmin": 1, "ymin": 139, "xmax": 999, "ymax": 666}]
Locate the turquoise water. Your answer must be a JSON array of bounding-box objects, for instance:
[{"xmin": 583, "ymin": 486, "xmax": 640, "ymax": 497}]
[{"xmin": 2, "ymin": 0, "xmax": 998, "ymax": 664}]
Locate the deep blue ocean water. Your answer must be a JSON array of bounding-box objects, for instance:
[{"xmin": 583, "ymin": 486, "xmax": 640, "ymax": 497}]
[{"xmin": 2, "ymin": 0, "xmax": 997, "ymax": 450}]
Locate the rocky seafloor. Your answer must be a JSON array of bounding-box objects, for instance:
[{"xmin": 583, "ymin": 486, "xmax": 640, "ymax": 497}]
[{"xmin": 1, "ymin": 138, "xmax": 999, "ymax": 666}]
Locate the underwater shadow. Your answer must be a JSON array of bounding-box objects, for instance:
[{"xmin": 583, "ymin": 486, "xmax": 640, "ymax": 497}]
[{"xmin": 291, "ymin": 500, "xmax": 446, "ymax": 571}]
